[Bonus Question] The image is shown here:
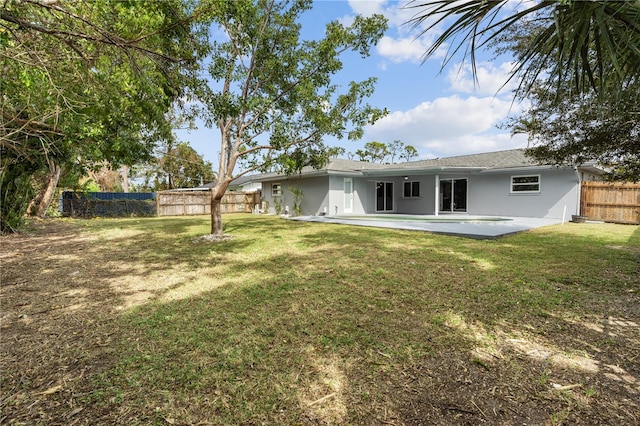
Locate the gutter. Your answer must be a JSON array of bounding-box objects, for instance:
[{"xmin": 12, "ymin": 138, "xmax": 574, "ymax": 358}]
[
  {"xmin": 478, "ymin": 164, "xmax": 559, "ymax": 174},
  {"xmin": 362, "ymin": 166, "xmax": 485, "ymax": 177}
]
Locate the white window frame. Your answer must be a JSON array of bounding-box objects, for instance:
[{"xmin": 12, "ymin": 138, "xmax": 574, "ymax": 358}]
[
  {"xmin": 272, "ymin": 183, "xmax": 282, "ymax": 197},
  {"xmin": 510, "ymin": 174, "xmax": 541, "ymax": 193},
  {"xmin": 344, "ymin": 178, "xmax": 353, "ymax": 213},
  {"xmin": 403, "ymin": 181, "xmax": 420, "ymax": 198}
]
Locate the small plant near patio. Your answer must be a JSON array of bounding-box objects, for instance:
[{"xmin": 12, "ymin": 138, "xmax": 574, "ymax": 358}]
[
  {"xmin": 274, "ymin": 198, "xmax": 282, "ymax": 215},
  {"xmin": 289, "ymin": 187, "xmax": 304, "ymax": 216}
]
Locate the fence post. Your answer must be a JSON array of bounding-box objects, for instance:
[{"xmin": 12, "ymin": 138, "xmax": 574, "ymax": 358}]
[{"xmin": 580, "ymin": 182, "xmax": 587, "ymax": 217}]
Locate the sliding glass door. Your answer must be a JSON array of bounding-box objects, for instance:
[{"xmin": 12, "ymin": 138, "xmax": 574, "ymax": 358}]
[
  {"xmin": 439, "ymin": 179, "xmax": 467, "ymax": 212},
  {"xmin": 376, "ymin": 182, "xmax": 393, "ymax": 212}
]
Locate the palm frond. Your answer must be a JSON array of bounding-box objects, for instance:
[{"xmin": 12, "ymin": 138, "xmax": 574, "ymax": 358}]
[{"xmin": 405, "ymin": 0, "xmax": 640, "ymax": 97}]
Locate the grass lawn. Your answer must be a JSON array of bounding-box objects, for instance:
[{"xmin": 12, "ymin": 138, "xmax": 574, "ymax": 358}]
[{"xmin": 1, "ymin": 214, "xmax": 639, "ymax": 425}]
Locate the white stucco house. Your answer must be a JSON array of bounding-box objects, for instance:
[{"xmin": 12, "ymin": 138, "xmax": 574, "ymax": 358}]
[{"xmin": 255, "ymin": 149, "xmax": 604, "ymax": 220}]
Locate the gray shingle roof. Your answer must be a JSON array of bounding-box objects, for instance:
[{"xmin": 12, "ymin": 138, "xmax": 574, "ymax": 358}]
[
  {"xmin": 324, "ymin": 157, "xmax": 388, "ymax": 172},
  {"xmin": 253, "ymin": 149, "xmax": 549, "ymax": 181},
  {"xmin": 390, "ymin": 149, "xmax": 537, "ymax": 170}
]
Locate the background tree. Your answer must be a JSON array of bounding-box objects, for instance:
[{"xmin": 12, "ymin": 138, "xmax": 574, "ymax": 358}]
[
  {"xmin": 388, "ymin": 140, "xmax": 404, "ymax": 164},
  {"xmin": 356, "ymin": 141, "xmax": 390, "ymax": 163},
  {"xmin": 353, "ymin": 140, "xmax": 418, "ymax": 163},
  {"xmin": 388, "ymin": 139, "xmax": 418, "ymax": 163},
  {"xmin": 1, "ymin": 0, "xmax": 206, "ymax": 232},
  {"xmin": 493, "ymin": 20, "xmax": 640, "ymax": 180},
  {"xmin": 86, "ymin": 164, "xmax": 124, "ymax": 193},
  {"xmin": 136, "ymin": 141, "xmax": 216, "ymax": 191},
  {"xmin": 504, "ymin": 80, "xmax": 640, "ymax": 181},
  {"xmin": 400, "ymin": 144, "xmax": 419, "ymax": 162},
  {"xmin": 197, "ymin": 0, "xmax": 387, "ymax": 236}
]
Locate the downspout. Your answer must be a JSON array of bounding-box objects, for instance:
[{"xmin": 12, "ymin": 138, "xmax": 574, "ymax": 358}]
[
  {"xmin": 574, "ymin": 166, "xmax": 582, "ymax": 216},
  {"xmin": 434, "ymin": 174, "xmax": 440, "ymax": 216}
]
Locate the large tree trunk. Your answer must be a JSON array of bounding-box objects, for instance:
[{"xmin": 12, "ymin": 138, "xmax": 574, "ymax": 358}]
[
  {"xmin": 211, "ymin": 196, "xmax": 224, "ymax": 236},
  {"xmin": 121, "ymin": 165, "xmax": 130, "ymax": 193},
  {"xmin": 210, "ymin": 179, "xmax": 233, "ymax": 236},
  {"xmin": 27, "ymin": 164, "xmax": 62, "ymax": 217}
]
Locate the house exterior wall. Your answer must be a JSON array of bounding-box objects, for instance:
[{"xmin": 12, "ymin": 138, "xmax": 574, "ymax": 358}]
[
  {"xmin": 262, "ymin": 176, "xmax": 329, "ymax": 216},
  {"xmin": 329, "ymin": 175, "xmax": 368, "ymax": 215},
  {"xmin": 364, "ymin": 176, "xmax": 437, "ymax": 215},
  {"xmin": 354, "ymin": 168, "xmax": 579, "ymax": 219},
  {"xmin": 294, "ymin": 176, "xmax": 330, "ymax": 216},
  {"xmin": 467, "ymin": 168, "xmax": 579, "ymax": 219},
  {"xmin": 258, "ymin": 164, "xmax": 582, "ymax": 220},
  {"xmin": 395, "ymin": 175, "xmax": 437, "ymax": 215}
]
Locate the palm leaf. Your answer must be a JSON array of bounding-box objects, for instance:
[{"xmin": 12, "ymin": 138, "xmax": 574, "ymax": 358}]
[{"xmin": 405, "ymin": 0, "xmax": 640, "ymax": 97}]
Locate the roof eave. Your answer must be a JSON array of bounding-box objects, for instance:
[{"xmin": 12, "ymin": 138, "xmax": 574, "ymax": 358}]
[
  {"xmin": 479, "ymin": 164, "xmax": 558, "ymax": 174},
  {"xmin": 363, "ymin": 166, "xmax": 486, "ymax": 176}
]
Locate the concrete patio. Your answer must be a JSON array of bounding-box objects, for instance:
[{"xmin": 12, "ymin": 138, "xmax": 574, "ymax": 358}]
[{"xmin": 290, "ymin": 214, "xmax": 566, "ymax": 239}]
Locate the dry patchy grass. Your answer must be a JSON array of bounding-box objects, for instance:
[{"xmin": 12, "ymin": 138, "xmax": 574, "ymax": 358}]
[{"xmin": 1, "ymin": 215, "xmax": 639, "ymax": 425}]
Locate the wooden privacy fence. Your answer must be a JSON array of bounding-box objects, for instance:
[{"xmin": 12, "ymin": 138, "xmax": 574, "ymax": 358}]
[
  {"xmin": 580, "ymin": 182, "xmax": 640, "ymax": 224},
  {"xmin": 156, "ymin": 190, "xmax": 260, "ymax": 217}
]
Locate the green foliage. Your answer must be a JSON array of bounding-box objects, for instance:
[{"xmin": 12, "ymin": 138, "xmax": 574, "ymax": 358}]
[
  {"xmin": 0, "ymin": 0, "xmax": 207, "ymax": 232},
  {"xmin": 196, "ymin": 0, "xmax": 388, "ymax": 234},
  {"xmin": 412, "ymin": 0, "xmax": 640, "ymax": 179},
  {"xmin": 0, "ymin": 160, "xmax": 38, "ymax": 233},
  {"xmin": 137, "ymin": 142, "xmax": 216, "ymax": 190},
  {"xmin": 289, "ymin": 187, "xmax": 304, "ymax": 216},
  {"xmin": 509, "ymin": 80, "xmax": 640, "ymax": 181},
  {"xmin": 82, "ymin": 180, "xmax": 102, "ymax": 194},
  {"xmin": 496, "ymin": 20, "xmax": 640, "ymax": 180},
  {"xmin": 356, "ymin": 141, "xmax": 390, "ymax": 163},
  {"xmin": 407, "ymin": 0, "xmax": 640, "ymax": 98},
  {"xmin": 400, "ymin": 144, "xmax": 419, "ymax": 162},
  {"xmin": 354, "ymin": 140, "xmax": 418, "ymax": 163}
]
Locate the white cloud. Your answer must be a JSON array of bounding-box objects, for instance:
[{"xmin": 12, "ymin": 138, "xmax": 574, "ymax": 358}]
[
  {"xmin": 418, "ymin": 133, "xmax": 528, "ymax": 159},
  {"xmin": 446, "ymin": 61, "xmax": 517, "ymax": 96},
  {"xmin": 345, "ymin": 1, "xmax": 449, "ymax": 64},
  {"xmin": 363, "ymin": 95, "xmax": 527, "ymax": 158},
  {"xmin": 347, "ymin": 0, "xmax": 419, "ymax": 27},
  {"xmin": 504, "ymin": 0, "xmax": 540, "ymax": 13},
  {"xmin": 376, "ymin": 35, "xmax": 430, "ymax": 63},
  {"xmin": 347, "ymin": 0, "xmax": 388, "ymax": 17}
]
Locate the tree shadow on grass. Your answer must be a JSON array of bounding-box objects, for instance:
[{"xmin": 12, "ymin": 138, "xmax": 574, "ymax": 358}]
[{"xmin": 1, "ymin": 217, "xmax": 638, "ymax": 424}]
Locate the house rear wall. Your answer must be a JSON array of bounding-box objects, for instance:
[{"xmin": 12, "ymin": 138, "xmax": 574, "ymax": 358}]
[{"xmin": 468, "ymin": 168, "xmax": 580, "ymax": 219}]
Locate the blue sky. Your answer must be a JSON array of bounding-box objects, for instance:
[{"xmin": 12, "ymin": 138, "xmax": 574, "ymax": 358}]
[{"xmin": 177, "ymin": 0, "xmax": 530, "ymax": 167}]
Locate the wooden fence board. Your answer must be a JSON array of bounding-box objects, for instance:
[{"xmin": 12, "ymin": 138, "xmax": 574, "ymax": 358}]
[
  {"xmin": 580, "ymin": 182, "xmax": 640, "ymax": 224},
  {"xmin": 156, "ymin": 191, "xmax": 260, "ymax": 217}
]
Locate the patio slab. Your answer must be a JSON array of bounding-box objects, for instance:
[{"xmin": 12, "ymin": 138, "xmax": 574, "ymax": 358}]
[{"xmin": 289, "ymin": 214, "xmax": 565, "ymax": 239}]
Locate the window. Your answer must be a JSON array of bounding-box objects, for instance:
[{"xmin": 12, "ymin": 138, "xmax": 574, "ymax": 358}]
[
  {"xmin": 403, "ymin": 181, "xmax": 420, "ymax": 198},
  {"xmin": 511, "ymin": 175, "xmax": 540, "ymax": 193},
  {"xmin": 272, "ymin": 183, "xmax": 282, "ymax": 197}
]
